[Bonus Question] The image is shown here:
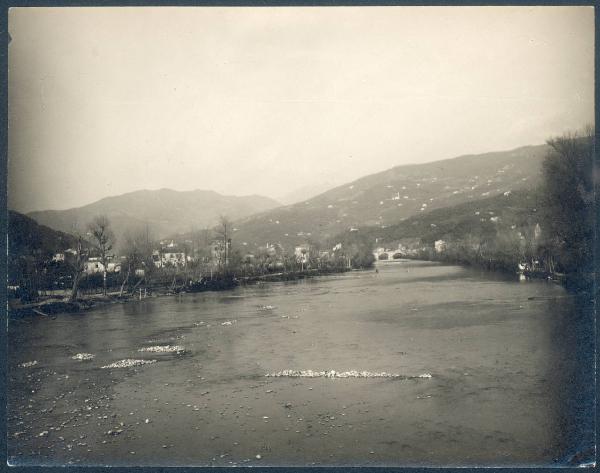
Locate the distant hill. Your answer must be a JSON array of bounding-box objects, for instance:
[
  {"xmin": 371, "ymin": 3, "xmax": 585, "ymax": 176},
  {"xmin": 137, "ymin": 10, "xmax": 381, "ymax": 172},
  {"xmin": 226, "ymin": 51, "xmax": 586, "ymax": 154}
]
[
  {"xmin": 231, "ymin": 144, "xmax": 549, "ymax": 250},
  {"xmin": 332, "ymin": 188, "xmax": 544, "ymax": 250},
  {"xmin": 27, "ymin": 189, "xmax": 281, "ymax": 242},
  {"xmin": 9, "ymin": 210, "xmax": 79, "ymax": 258}
]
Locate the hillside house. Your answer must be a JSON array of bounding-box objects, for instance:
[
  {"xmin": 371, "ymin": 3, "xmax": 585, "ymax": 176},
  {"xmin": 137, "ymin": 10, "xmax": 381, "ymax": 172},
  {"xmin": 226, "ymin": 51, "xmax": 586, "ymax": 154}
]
[
  {"xmin": 106, "ymin": 262, "xmax": 121, "ymax": 273},
  {"xmin": 434, "ymin": 240, "xmax": 447, "ymax": 253},
  {"xmin": 84, "ymin": 261, "xmax": 105, "ymax": 275},
  {"xmin": 52, "ymin": 253, "xmax": 65, "ymax": 262},
  {"xmin": 159, "ymin": 240, "xmax": 177, "ymax": 248},
  {"xmin": 162, "ymin": 251, "xmax": 186, "ymax": 268},
  {"xmin": 152, "ymin": 248, "xmax": 187, "ymax": 268}
]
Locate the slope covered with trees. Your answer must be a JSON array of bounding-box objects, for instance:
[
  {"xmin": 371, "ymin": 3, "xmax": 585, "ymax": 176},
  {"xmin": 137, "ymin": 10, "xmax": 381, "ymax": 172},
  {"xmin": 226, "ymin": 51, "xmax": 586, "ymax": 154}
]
[
  {"xmin": 332, "ymin": 188, "xmax": 544, "ymax": 272},
  {"xmin": 9, "ymin": 211, "xmax": 79, "ymax": 260},
  {"xmin": 8, "ymin": 211, "xmax": 81, "ymax": 300}
]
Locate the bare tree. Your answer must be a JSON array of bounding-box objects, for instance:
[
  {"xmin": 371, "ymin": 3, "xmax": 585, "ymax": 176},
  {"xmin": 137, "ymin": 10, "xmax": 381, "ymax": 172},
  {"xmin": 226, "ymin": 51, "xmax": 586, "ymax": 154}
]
[
  {"xmin": 69, "ymin": 235, "xmax": 87, "ymax": 302},
  {"xmin": 119, "ymin": 230, "xmax": 147, "ymax": 297},
  {"xmin": 87, "ymin": 215, "xmax": 115, "ymax": 296},
  {"xmin": 215, "ymin": 215, "xmax": 232, "ymax": 272}
]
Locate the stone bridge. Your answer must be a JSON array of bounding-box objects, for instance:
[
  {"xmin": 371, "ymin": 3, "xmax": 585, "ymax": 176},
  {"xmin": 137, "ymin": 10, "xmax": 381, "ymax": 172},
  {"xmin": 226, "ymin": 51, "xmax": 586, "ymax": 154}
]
[{"xmin": 373, "ymin": 247, "xmax": 403, "ymax": 261}]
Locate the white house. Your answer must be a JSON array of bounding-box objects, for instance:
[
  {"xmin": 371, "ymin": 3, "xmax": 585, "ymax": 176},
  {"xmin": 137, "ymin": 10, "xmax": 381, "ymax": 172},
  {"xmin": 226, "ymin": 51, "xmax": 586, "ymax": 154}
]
[
  {"xmin": 162, "ymin": 251, "xmax": 186, "ymax": 268},
  {"xmin": 52, "ymin": 253, "xmax": 65, "ymax": 262},
  {"xmin": 434, "ymin": 240, "xmax": 447, "ymax": 253},
  {"xmin": 106, "ymin": 262, "xmax": 121, "ymax": 273},
  {"xmin": 84, "ymin": 261, "xmax": 105, "ymax": 275},
  {"xmin": 151, "ymin": 248, "xmax": 187, "ymax": 268}
]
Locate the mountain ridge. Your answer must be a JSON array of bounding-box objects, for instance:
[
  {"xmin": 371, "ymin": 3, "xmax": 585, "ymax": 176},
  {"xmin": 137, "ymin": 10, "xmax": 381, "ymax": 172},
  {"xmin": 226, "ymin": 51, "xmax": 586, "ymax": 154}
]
[
  {"xmin": 24, "ymin": 143, "xmax": 551, "ymax": 252},
  {"xmin": 27, "ymin": 188, "xmax": 281, "ymax": 244},
  {"xmin": 230, "ymin": 143, "xmax": 549, "ymax": 250}
]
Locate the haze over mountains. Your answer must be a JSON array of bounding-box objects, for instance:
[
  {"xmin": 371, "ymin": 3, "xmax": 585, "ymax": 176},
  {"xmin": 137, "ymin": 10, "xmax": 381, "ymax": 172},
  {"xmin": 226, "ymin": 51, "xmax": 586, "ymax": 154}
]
[
  {"xmin": 276, "ymin": 181, "xmax": 339, "ymax": 206},
  {"xmin": 231, "ymin": 144, "xmax": 548, "ymax": 250},
  {"xmin": 27, "ymin": 189, "xmax": 280, "ymax": 243},
  {"xmin": 22, "ymin": 144, "xmax": 549, "ymax": 251}
]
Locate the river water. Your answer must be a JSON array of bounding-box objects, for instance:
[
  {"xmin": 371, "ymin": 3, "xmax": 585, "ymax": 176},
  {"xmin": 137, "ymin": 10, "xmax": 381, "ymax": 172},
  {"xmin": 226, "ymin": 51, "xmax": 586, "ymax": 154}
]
[{"xmin": 8, "ymin": 260, "xmax": 595, "ymax": 466}]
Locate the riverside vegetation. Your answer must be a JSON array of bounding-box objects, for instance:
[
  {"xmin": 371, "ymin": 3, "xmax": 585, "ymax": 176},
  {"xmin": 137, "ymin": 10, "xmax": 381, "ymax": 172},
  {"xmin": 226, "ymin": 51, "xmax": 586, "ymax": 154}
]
[
  {"xmin": 8, "ymin": 129, "xmax": 596, "ymax": 317},
  {"xmin": 334, "ymin": 129, "xmax": 596, "ymax": 294}
]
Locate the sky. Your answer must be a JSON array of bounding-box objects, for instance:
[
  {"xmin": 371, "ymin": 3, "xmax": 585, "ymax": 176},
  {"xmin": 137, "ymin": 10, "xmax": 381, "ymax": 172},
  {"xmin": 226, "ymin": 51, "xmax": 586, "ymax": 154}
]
[{"xmin": 8, "ymin": 6, "xmax": 595, "ymax": 213}]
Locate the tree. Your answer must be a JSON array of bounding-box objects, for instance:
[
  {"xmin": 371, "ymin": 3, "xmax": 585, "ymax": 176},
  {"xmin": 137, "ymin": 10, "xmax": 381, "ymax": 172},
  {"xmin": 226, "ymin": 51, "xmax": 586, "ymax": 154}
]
[
  {"xmin": 119, "ymin": 230, "xmax": 151, "ymax": 297},
  {"xmin": 350, "ymin": 244, "xmax": 376, "ymax": 269},
  {"xmin": 215, "ymin": 215, "xmax": 232, "ymax": 273},
  {"xmin": 541, "ymin": 127, "xmax": 595, "ymax": 290},
  {"xmin": 228, "ymin": 249, "xmax": 243, "ymax": 276},
  {"xmin": 341, "ymin": 234, "xmax": 375, "ymax": 269},
  {"xmin": 68, "ymin": 235, "xmax": 87, "ymax": 302},
  {"xmin": 87, "ymin": 215, "xmax": 115, "ymax": 295}
]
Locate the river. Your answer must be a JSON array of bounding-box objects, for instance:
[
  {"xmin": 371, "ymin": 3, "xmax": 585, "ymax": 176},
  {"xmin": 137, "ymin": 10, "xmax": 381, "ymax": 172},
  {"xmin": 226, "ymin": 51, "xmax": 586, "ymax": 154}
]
[{"xmin": 7, "ymin": 260, "xmax": 595, "ymax": 466}]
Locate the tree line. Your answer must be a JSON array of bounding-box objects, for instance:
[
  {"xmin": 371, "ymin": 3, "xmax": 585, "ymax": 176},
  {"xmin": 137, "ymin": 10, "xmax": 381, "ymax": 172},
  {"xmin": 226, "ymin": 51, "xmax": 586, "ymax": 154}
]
[
  {"xmin": 539, "ymin": 127, "xmax": 595, "ymax": 292},
  {"xmin": 9, "ymin": 210, "xmax": 376, "ymax": 304},
  {"xmin": 350, "ymin": 127, "xmax": 595, "ymax": 293},
  {"xmin": 12, "ymin": 128, "xmax": 591, "ymax": 301}
]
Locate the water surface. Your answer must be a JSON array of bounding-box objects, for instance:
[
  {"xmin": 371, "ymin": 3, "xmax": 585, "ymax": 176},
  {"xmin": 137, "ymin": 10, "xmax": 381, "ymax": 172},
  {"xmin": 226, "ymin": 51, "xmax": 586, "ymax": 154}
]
[{"xmin": 8, "ymin": 260, "xmax": 594, "ymax": 466}]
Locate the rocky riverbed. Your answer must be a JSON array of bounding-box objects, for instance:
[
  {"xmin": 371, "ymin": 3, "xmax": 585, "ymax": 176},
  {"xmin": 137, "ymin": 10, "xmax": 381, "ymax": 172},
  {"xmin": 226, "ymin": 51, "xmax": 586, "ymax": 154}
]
[{"xmin": 7, "ymin": 261, "xmax": 594, "ymax": 466}]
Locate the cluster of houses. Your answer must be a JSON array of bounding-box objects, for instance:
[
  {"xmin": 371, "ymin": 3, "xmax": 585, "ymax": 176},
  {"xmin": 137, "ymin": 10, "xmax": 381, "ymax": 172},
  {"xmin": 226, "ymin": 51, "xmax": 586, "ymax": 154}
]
[
  {"xmin": 51, "ymin": 239, "xmax": 191, "ymax": 277},
  {"xmin": 52, "ymin": 251, "xmax": 125, "ymax": 275},
  {"xmin": 50, "ymin": 238, "xmax": 327, "ymax": 277},
  {"xmin": 152, "ymin": 240, "xmax": 188, "ymax": 269},
  {"xmin": 230, "ymin": 242, "xmax": 315, "ymax": 266}
]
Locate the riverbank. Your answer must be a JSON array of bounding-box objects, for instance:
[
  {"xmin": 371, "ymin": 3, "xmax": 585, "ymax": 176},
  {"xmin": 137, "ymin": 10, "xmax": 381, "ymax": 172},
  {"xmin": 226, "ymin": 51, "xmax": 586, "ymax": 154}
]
[
  {"xmin": 241, "ymin": 266, "xmax": 351, "ymax": 284},
  {"xmin": 390, "ymin": 254, "xmax": 593, "ymax": 295},
  {"xmin": 8, "ymin": 266, "xmax": 359, "ymax": 319},
  {"xmin": 8, "ymin": 293, "xmax": 133, "ymax": 319}
]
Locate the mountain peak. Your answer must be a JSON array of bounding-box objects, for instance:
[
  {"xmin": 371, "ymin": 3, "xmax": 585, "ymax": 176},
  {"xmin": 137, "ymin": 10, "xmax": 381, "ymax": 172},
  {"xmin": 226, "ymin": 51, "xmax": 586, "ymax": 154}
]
[{"xmin": 27, "ymin": 189, "xmax": 281, "ymax": 241}]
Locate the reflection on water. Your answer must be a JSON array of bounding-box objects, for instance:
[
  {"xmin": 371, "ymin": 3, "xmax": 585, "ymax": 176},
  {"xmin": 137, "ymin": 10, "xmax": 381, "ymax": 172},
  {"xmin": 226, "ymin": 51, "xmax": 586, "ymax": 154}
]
[{"xmin": 8, "ymin": 260, "xmax": 595, "ymax": 466}]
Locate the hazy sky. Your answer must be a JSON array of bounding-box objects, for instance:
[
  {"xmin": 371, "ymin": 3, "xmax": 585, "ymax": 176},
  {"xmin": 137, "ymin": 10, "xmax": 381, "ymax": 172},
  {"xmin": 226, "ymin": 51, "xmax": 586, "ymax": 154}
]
[{"xmin": 8, "ymin": 6, "xmax": 594, "ymax": 213}]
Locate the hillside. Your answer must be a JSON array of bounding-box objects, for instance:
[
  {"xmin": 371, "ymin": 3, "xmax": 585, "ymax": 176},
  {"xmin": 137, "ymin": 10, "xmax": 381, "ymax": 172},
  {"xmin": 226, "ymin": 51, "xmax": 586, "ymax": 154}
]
[
  {"xmin": 332, "ymin": 188, "xmax": 544, "ymax": 250},
  {"xmin": 27, "ymin": 189, "xmax": 281, "ymax": 242},
  {"xmin": 231, "ymin": 144, "xmax": 548, "ymax": 250},
  {"xmin": 9, "ymin": 210, "xmax": 79, "ymax": 258}
]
